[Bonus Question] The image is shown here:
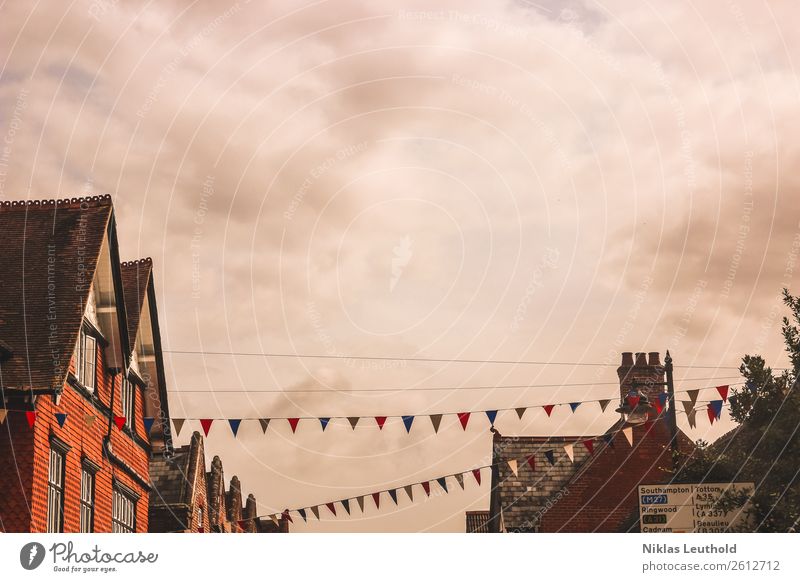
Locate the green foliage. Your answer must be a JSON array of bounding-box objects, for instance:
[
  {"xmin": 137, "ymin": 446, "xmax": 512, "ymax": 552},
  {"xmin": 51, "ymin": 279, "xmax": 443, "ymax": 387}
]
[{"xmin": 675, "ymin": 289, "xmax": 800, "ymax": 532}]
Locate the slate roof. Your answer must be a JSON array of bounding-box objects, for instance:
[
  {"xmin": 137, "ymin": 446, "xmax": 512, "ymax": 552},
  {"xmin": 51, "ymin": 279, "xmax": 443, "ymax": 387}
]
[
  {"xmin": 0, "ymin": 196, "xmax": 113, "ymax": 389},
  {"xmin": 149, "ymin": 431, "xmax": 205, "ymax": 531},
  {"xmin": 119, "ymin": 259, "xmax": 152, "ymax": 349}
]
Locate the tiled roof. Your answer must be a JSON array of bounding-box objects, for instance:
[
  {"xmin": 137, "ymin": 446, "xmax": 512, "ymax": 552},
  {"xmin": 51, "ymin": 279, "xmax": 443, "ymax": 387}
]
[
  {"xmin": 120, "ymin": 259, "xmax": 152, "ymax": 349},
  {"xmin": 466, "ymin": 510, "xmax": 490, "ymax": 533},
  {"xmin": 0, "ymin": 196, "xmax": 112, "ymax": 389},
  {"xmin": 149, "ymin": 431, "xmax": 205, "ymax": 530}
]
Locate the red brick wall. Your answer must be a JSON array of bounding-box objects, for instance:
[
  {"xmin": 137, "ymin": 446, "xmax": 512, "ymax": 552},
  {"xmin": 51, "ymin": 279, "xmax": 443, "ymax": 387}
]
[
  {"xmin": 539, "ymin": 419, "xmax": 687, "ymax": 532},
  {"xmin": 1, "ymin": 343, "xmax": 150, "ymax": 532}
]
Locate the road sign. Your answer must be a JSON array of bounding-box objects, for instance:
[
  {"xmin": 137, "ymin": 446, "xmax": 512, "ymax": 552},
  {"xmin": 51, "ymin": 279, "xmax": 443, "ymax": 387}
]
[{"xmin": 638, "ymin": 482, "xmax": 754, "ymax": 533}]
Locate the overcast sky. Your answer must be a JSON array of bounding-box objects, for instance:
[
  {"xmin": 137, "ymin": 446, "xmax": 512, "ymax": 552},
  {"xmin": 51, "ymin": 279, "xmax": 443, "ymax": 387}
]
[{"xmin": 2, "ymin": 0, "xmax": 798, "ymax": 531}]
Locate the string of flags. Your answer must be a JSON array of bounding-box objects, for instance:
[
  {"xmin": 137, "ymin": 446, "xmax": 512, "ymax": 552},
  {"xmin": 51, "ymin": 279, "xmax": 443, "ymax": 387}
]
[
  {"xmin": 0, "ymin": 383, "xmax": 750, "ymax": 435},
  {"xmin": 229, "ymin": 425, "xmax": 642, "ymax": 527}
]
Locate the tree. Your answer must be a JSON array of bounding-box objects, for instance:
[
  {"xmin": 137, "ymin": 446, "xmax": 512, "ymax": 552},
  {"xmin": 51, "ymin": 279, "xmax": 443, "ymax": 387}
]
[{"xmin": 676, "ymin": 289, "xmax": 800, "ymax": 531}]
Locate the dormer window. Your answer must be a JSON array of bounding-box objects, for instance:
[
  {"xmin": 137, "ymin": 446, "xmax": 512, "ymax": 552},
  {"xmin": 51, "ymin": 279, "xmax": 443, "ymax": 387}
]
[{"xmin": 75, "ymin": 326, "xmax": 97, "ymax": 392}]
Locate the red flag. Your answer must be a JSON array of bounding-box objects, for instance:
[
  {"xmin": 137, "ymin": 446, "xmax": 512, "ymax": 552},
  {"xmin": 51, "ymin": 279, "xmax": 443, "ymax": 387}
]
[
  {"xmin": 281, "ymin": 509, "xmax": 293, "ymax": 524},
  {"xmin": 238, "ymin": 520, "xmax": 247, "ymax": 530},
  {"xmin": 627, "ymin": 395, "xmax": 640, "ymax": 409},
  {"xmin": 288, "ymin": 418, "xmax": 300, "ymax": 433},
  {"xmin": 326, "ymin": 502, "xmax": 337, "ymax": 516},
  {"xmin": 422, "ymin": 482, "xmax": 431, "ymax": 496},
  {"xmin": 375, "ymin": 416, "xmax": 387, "ymax": 430},
  {"xmin": 372, "ymin": 492, "xmax": 380, "ymax": 509},
  {"xmin": 653, "ymin": 400, "xmax": 663, "ymax": 414},
  {"xmin": 114, "ymin": 416, "xmax": 126, "ymax": 431},
  {"xmin": 707, "ymin": 404, "xmax": 716, "ymax": 425},
  {"xmin": 526, "ymin": 455, "xmax": 535, "ymax": 471},
  {"xmin": 197, "ymin": 527, "xmax": 204, "ymax": 533},
  {"xmin": 472, "ymin": 468, "xmax": 482, "ymax": 486},
  {"xmin": 458, "ymin": 412, "xmax": 470, "ymax": 430},
  {"xmin": 543, "ymin": 405, "xmax": 555, "ymax": 417},
  {"xmin": 26, "ymin": 411, "xmax": 36, "ymax": 428},
  {"xmin": 583, "ymin": 440, "xmax": 594, "ymax": 455},
  {"xmin": 200, "ymin": 419, "xmax": 214, "ymax": 436},
  {"xmin": 717, "ymin": 385, "xmax": 729, "ymax": 402}
]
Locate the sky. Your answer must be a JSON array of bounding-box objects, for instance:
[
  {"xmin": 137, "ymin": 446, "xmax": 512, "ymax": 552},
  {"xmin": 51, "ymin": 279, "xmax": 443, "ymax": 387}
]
[{"xmin": 1, "ymin": 0, "xmax": 798, "ymax": 531}]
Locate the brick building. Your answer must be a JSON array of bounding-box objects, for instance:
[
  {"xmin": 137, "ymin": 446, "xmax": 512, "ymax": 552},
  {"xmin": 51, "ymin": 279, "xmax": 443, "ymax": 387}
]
[
  {"xmin": 149, "ymin": 431, "xmax": 288, "ymax": 533},
  {"xmin": 471, "ymin": 351, "xmax": 694, "ymax": 533},
  {"xmin": 0, "ymin": 196, "xmax": 172, "ymax": 532}
]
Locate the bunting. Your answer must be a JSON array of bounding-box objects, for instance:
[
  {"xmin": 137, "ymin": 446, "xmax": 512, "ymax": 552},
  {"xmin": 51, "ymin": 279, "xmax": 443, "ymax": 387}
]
[
  {"xmin": 454, "ymin": 472, "xmax": 465, "ymax": 489},
  {"xmin": 310, "ymin": 505, "xmax": 320, "ymax": 520},
  {"xmin": 297, "ymin": 508, "xmax": 307, "ymax": 522},
  {"xmin": 319, "ymin": 417, "xmax": 330, "ymax": 431},
  {"xmin": 526, "ymin": 455, "xmax": 535, "ymax": 471},
  {"xmin": 686, "ymin": 389, "xmax": 700, "ymax": 407},
  {"xmin": 0, "ymin": 410, "xmax": 7, "ymax": 424},
  {"xmin": 228, "ymin": 419, "xmax": 242, "ymax": 437},
  {"xmin": 508, "ymin": 459, "xmax": 518, "ymax": 476},
  {"xmin": 372, "ymin": 492, "xmax": 381, "ymax": 509},
  {"xmin": 622, "ymin": 426, "xmax": 633, "ymax": 446},
  {"xmin": 342, "ymin": 499, "xmax": 351, "ymax": 514},
  {"xmin": 436, "ymin": 477, "xmax": 448, "ymax": 493},
  {"xmin": 603, "ymin": 433, "xmax": 614, "ymax": 448},
  {"xmin": 200, "ymin": 418, "xmax": 213, "ymax": 436},
  {"xmin": 26, "ymin": 411, "xmax": 36, "ymax": 428},
  {"xmin": 402, "ymin": 415, "xmax": 414, "ymax": 433},
  {"xmin": 544, "ymin": 450, "xmax": 555, "ymax": 466},
  {"xmin": 472, "ymin": 468, "xmax": 482, "ymax": 486},
  {"xmin": 55, "ymin": 412, "xmax": 67, "ymax": 428},
  {"xmin": 429, "ymin": 414, "xmax": 443, "ymax": 433},
  {"xmin": 543, "ymin": 405, "xmax": 555, "ymax": 417},
  {"xmin": 388, "ymin": 489, "xmax": 398, "ymax": 505},
  {"xmin": 259, "ymin": 418, "xmax": 270, "ymax": 433},
  {"xmin": 325, "ymin": 502, "xmax": 337, "ymax": 517},
  {"xmin": 356, "ymin": 497, "xmax": 365, "ymax": 512},
  {"xmin": 114, "ymin": 416, "xmax": 126, "ymax": 431},
  {"xmin": 569, "ymin": 402, "xmax": 580, "ymax": 413},
  {"xmin": 687, "ymin": 409, "xmax": 697, "ymax": 429},
  {"xmin": 716, "ymin": 385, "xmax": 729, "ymax": 402},
  {"xmin": 288, "ymin": 418, "xmax": 300, "ymax": 433},
  {"xmin": 485, "ymin": 410, "xmax": 497, "ymax": 425},
  {"xmin": 375, "ymin": 416, "xmax": 387, "ymax": 430},
  {"xmin": 457, "ymin": 412, "xmax": 470, "ymax": 430},
  {"xmin": 348, "ymin": 417, "xmax": 359, "ymax": 430},
  {"xmin": 598, "ymin": 399, "xmax": 611, "ymax": 412},
  {"xmin": 564, "ymin": 444, "xmax": 574, "ymax": 463},
  {"xmin": 404, "ymin": 485, "xmax": 414, "ymax": 502},
  {"xmin": 515, "ymin": 407, "xmax": 526, "ymax": 419},
  {"xmin": 143, "ymin": 417, "xmax": 155, "ymax": 435},
  {"xmin": 85, "ymin": 414, "xmax": 96, "ymax": 428},
  {"xmin": 583, "ymin": 439, "xmax": 594, "ymax": 455},
  {"xmin": 422, "ymin": 481, "xmax": 431, "ymax": 497}
]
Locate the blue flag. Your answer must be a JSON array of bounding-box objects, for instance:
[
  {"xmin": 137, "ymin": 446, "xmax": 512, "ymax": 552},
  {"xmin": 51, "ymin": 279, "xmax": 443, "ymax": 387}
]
[
  {"xmin": 710, "ymin": 400, "xmax": 723, "ymax": 420},
  {"xmin": 544, "ymin": 450, "xmax": 555, "ymax": 465},
  {"xmin": 485, "ymin": 410, "xmax": 498, "ymax": 425},
  {"xmin": 341, "ymin": 499, "xmax": 350, "ymax": 514},
  {"xmin": 298, "ymin": 508, "xmax": 307, "ymax": 522},
  {"xmin": 569, "ymin": 402, "xmax": 580, "ymax": 413},
  {"xmin": 746, "ymin": 380, "xmax": 758, "ymax": 393},
  {"xmin": 55, "ymin": 413, "xmax": 67, "ymax": 428},
  {"xmin": 388, "ymin": 489, "xmax": 398, "ymax": 505},
  {"xmin": 603, "ymin": 433, "xmax": 615, "ymax": 448},
  {"xmin": 228, "ymin": 419, "xmax": 242, "ymax": 437},
  {"xmin": 143, "ymin": 417, "xmax": 155, "ymax": 435},
  {"xmin": 659, "ymin": 392, "xmax": 669, "ymax": 406},
  {"xmin": 436, "ymin": 477, "xmax": 448, "ymax": 493},
  {"xmin": 319, "ymin": 417, "xmax": 330, "ymax": 431},
  {"xmin": 402, "ymin": 415, "xmax": 414, "ymax": 433}
]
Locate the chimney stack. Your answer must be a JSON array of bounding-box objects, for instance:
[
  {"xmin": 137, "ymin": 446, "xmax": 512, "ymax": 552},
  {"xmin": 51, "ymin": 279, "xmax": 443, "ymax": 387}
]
[{"xmin": 617, "ymin": 350, "xmax": 665, "ymax": 403}]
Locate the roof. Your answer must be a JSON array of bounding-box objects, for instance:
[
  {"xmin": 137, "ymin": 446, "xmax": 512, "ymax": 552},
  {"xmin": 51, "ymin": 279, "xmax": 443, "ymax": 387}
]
[
  {"xmin": 149, "ymin": 431, "xmax": 205, "ymax": 531},
  {"xmin": 120, "ymin": 258, "xmax": 152, "ymax": 349},
  {"xmin": 0, "ymin": 196, "xmax": 113, "ymax": 389},
  {"xmin": 466, "ymin": 511, "xmax": 490, "ymax": 533}
]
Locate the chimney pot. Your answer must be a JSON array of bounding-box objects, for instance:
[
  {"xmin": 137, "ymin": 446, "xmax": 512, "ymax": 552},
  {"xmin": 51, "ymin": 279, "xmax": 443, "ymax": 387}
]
[
  {"xmin": 621, "ymin": 352, "xmax": 634, "ymax": 366},
  {"xmin": 635, "ymin": 352, "xmax": 647, "ymax": 367},
  {"xmin": 648, "ymin": 352, "xmax": 661, "ymax": 366}
]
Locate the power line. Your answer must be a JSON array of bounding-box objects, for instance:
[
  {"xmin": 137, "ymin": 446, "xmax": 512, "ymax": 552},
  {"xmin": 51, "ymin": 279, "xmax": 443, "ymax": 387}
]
[
  {"xmin": 163, "ymin": 349, "xmax": 747, "ymax": 370},
  {"xmin": 167, "ymin": 375, "xmax": 743, "ymax": 394}
]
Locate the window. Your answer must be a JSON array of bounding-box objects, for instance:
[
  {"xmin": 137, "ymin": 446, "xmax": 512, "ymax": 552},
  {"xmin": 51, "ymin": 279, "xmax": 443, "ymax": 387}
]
[
  {"xmin": 112, "ymin": 487, "xmax": 136, "ymax": 533},
  {"xmin": 197, "ymin": 506, "xmax": 204, "ymax": 529},
  {"xmin": 121, "ymin": 378, "xmax": 134, "ymax": 430},
  {"xmin": 80, "ymin": 468, "xmax": 95, "ymax": 533},
  {"xmin": 47, "ymin": 448, "xmax": 65, "ymax": 533},
  {"xmin": 75, "ymin": 327, "xmax": 96, "ymax": 391}
]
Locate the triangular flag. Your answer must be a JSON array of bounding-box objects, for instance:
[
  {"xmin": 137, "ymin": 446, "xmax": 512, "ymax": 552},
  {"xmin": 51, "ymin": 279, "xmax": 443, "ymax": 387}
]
[
  {"xmin": 622, "ymin": 427, "xmax": 633, "ymax": 446},
  {"xmin": 687, "ymin": 410, "xmax": 697, "ymax": 429},
  {"xmin": 172, "ymin": 418, "xmax": 185, "ymax": 436},
  {"xmin": 603, "ymin": 433, "xmax": 615, "ymax": 448},
  {"xmin": 55, "ymin": 413, "xmax": 67, "ymax": 428},
  {"xmin": 375, "ymin": 416, "xmax": 387, "ymax": 430},
  {"xmin": 404, "ymin": 485, "xmax": 414, "ymax": 502},
  {"xmin": 485, "ymin": 410, "xmax": 497, "ymax": 425},
  {"xmin": 297, "ymin": 509, "xmax": 307, "ymax": 522},
  {"xmin": 627, "ymin": 395, "xmax": 640, "ymax": 409},
  {"xmin": 707, "ymin": 403, "xmax": 717, "ymax": 425},
  {"xmin": 348, "ymin": 417, "xmax": 359, "ymax": 430},
  {"xmin": 515, "ymin": 407, "xmax": 526, "ymax": 419},
  {"xmin": 325, "ymin": 502, "xmax": 337, "ymax": 517},
  {"xmin": 526, "ymin": 456, "xmax": 535, "ymax": 471},
  {"xmin": 543, "ymin": 405, "xmax": 555, "ymax": 417},
  {"xmin": 436, "ymin": 477, "xmax": 448, "ymax": 493},
  {"xmin": 544, "ymin": 450, "xmax": 555, "ymax": 465},
  {"xmin": 198, "ymin": 527, "xmax": 204, "ymax": 533},
  {"xmin": 569, "ymin": 402, "xmax": 580, "ymax": 413},
  {"xmin": 341, "ymin": 499, "xmax": 351, "ymax": 515},
  {"xmin": 85, "ymin": 414, "xmax": 96, "ymax": 428},
  {"xmin": 508, "ymin": 459, "xmax": 518, "ymax": 476},
  {"xmin": 457, "ymin": 412, "xmax": 470, "ymax": 430},
  {"xmin": 746, "ymin": 380, "xmax": 758, "ymax": 393},
  {"xmin": 455, "ymin": 473, "xmax": 465, "ymax": 489},
  {"xmin": 687, "ymin": 389, "xmax": 700, "ymax": 406},
  {"xmin": 728, "ymin": 395, "xmax": 738, "ymax": 407},
  {"xmin": 143, "ymin": 417, "xmax": 155, "ymax": 435},
  {"xmin": 238, "ymin": 520, "xmax": 247, "ymax": 530},
  {"xmin": 372, "ymin": 492, "xmax": 381, "ymax": 509},
  {"xmin": 310, "ymin": 506, "xmax": 320, "ymax": 520},
  {"xmin": 319, "ymin": 417, "xmax": 330, "ymax": 431},
  {"xmin": 114, "ymin": 416, "xmax": 126, "ymax": 431},
  {"xmin": 472, "ymin": 468, "xmax": 482, "ymax": 485},
  {"xmin": 259, "ymin": 418, "xmax": 270, "ymax": 433},
  {"xmin": 281, "ymin": 510, "xmax": 293, "ymax": 524},
  {"xmin": 709, "ymin": 400, "xmax": 723, "ymax": 420},
  {"xmin": 598, "ymin": 399, "xmax": 611, "ymax": 412},
  {"xmin": 429, "ymin": 414, "xmax": 443, "ymax": 433},
  {"xmin": 564, "ymin": 444, "xmax": 574, "ymax": 462},
  {"xmin": 583, "ymin": 440, "xmax": 594, "ymax": 455},
  {"xmin": 402, "ymin": 415, "xmax": 414, "ymax": 433},
  {"xmin": 269, "ymin": 514, "xmax": 280, "ymax": 526},
  {"xmin": 716, "ymin": 385, "xmax": 729, "ymax": 402},
  {"xmin": 682, "ymin": 400, "xmax": 695, "ymax": 415},
  {"xmin": 659, "ymin": 392, "xmax": 669, "ymax": 407},
  {"xmin": 653, "ymin": 398, "xmax": 663, "ymax": 415},
  {"xmin": 0, "ymin": 410, "xmax": 7, "ymax": 424},
  {"xmin": 422, "ymin": 482, "xmax": 431, "ymax": 496},
  {"xmin": 288, "ymin": 418, "xmax": 300, "ymax": 433},
  {"xmin": 356, "ymin": 496, "xmax": 365, "ymax": 512},
  {"xmin": 228, "ymin": 419, "xmax": 242, "ymax": 437},
  {"xmin": 200, "ymin": 418, "xmax": 213, "ymax": 436},
  {"xmin": 26, "ymin": 411, "xmax": 36, "ymax": 428},
  {"xmin": 388, "ymin": 489, "xmax": 398, "ymax": 505}
]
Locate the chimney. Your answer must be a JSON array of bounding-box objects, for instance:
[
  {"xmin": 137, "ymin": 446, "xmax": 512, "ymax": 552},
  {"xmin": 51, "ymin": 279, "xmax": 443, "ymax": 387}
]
[{"xmin": 617, "ymin": 350, "xmax": 665, "ymax": 403}]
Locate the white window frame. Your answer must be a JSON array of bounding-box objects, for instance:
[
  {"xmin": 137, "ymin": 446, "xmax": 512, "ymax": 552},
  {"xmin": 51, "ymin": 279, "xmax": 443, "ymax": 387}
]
[
  {"xmin": 47, "ymin": 448, "xmax": 66, "ymax": 533},
  {"xmin": 80, "ymin": 331, "xmax": 97, "ymax": 392},
  {"xmin": 112, "ymin": 487, "xmax": 136, "ymax": 533},
  {"xmin": 121, "ymin": 378, "xmax": 135, "ymax": 430},
  {"xmin": 80, "ymin": 467, "xmax": 95, "ymax": 533}
]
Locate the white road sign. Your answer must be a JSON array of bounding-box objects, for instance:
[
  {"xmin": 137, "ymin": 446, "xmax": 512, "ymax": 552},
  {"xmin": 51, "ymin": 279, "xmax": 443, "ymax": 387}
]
[{"xmin": 638, "ymin": 482, "xmax": 754, "ymax": 533}]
